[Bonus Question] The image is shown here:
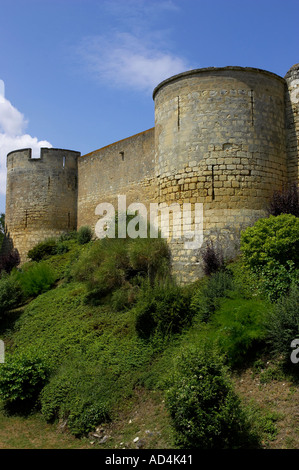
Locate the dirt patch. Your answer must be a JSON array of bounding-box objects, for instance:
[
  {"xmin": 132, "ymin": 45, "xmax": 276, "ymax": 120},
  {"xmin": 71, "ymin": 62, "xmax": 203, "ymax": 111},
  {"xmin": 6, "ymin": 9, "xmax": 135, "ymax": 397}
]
[{"xmin": 232, "ymin": 364, "xmax": 299, "ymax": 449}]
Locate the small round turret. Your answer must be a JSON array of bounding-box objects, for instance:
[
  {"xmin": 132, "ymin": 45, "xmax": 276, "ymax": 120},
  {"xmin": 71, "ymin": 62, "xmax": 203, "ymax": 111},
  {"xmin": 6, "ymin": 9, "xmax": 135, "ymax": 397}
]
[{"xmin": 5, "ymin": 147, "xmax": 80, "ymax": 263}]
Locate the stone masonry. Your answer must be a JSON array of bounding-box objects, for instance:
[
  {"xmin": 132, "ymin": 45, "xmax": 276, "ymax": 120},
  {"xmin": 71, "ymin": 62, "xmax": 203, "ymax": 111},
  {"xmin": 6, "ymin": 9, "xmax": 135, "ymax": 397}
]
[{"xmin": 4, "ymin": 64, "xmax": 299, "ymax": 283}]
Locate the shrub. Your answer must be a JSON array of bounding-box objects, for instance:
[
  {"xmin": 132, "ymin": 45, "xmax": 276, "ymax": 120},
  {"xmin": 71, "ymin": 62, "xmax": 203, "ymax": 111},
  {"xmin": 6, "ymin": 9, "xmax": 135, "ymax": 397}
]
[
  {"xmin": 77, "ymin": 226, "xmax": 93, "ymax": 245},
  {"xmin": 0, "ymin": 248, "xmax": 20, "ymax": 274},
  {"xmin": 58, "ymin": 231, "xmax": 78, "ymax": 242},
  {"xmin": 240, "ymin": 214, "xmax": 299, "ymax": 300},
  {"xmin": 16, "ymin": 262, "xmax": 56, "ymax": 298},
  {"xmin": 240, "ymin": 214, "xmax": 299, "ymax": 270},
  {"xmin": 0, "ymin": 272, "xmax": 23, "ymax": 315},
  {"xmin": 71, "ymin": 235, "xmax": 171, "ymax": 304},
  {"xmin": 256, "ymin": 260, "xmax": 299, "ymax": 302},
  {"xmin": 268, "ymin": 183, "xmax": 299, "ymax": 217},
  {"xmin": 128, "ymin": 236, "xmax": 170, "ymax": 284},
  {"xmin": 201, "ymin": 240, "xmax": 224, "ymax": 276},
  {"xmin": 165, "ymin": 344, "xmax": 255, "ymax": 449},
  {"xmin": 55, "ymin": 241, "xmax": 70, "ymax": 255},
  {"xmin": 190, "ymin": 269, "xmax": 233, "ymax": 322},
  {"xmin": 28, "ymin": 239, "xmax": 58, "ymax": 262},
  {"xmin": 110, "ymin": 283, "xmax": 138, "ymax": 311},
  {"xmin": 134, "ymin": 278, "xmax": 192, "ymax": 339},
  {"xmin": 265, "ymin": 285, "xmax": 299, "ymax": 363},
  {"xmin": 0, "ymin": 352, "xmax": 51, "ymax": 406},
  {"xmin": 212, "ymin": 297, "xmax": 270, "ymax": 366}
]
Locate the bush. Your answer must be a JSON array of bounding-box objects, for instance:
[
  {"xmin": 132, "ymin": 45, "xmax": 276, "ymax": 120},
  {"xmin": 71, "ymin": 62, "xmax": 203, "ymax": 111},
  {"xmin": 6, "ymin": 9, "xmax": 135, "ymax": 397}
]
[
  {"xmin": 28, "ymin": 239, "xmax": 58, "ymax": 262},
  {"xmin": 212, "ymin": 297, "xmax": 270, "ymax": 366},
  {"xmin": 77, "ymin": 226, "xmax": 93, "ymax": 245},
  {"xmin": 201, "ymin": 240, "xmax": 224, "ymax": 276},
  {"xmin": 240, "ymin": 214, "xmax": 299, "ymax": 270},
  {"xmin": 165, "ymin": 344, "xmax": 256, "ymax": 449},
  {"xmin": 16, "ymin": 262, "xmax": 56, "ymax": 298},
  {"xmin": 256, "ymin": 260, "xmax": 299, "ymax": 302},
  {"xmin": 0, "ymin": 249, "xmax": 20, "ymax": 274},
  {"xmin": 0, "ymin": 272, "xmax": 23, "ymax": 315},
  {"xmin": 0, "ymin": 352, "xmax": 51, "ymax": 406},
  {"xmin": 265, "ymin": 285, "xmax": 299, "ymax": 363},
  {"xmin": 268, "ymin": 183, "xmax": 299, "ymax": 217},
  {"xmin": 190, "ymin": 269, "xmax": 234, "ymax": 322},
  {"xmin": 240, "ymin": 214, "xmax": 299, "ymax": 300},
  {"xmin": 134, "ymin": 278, "xmax": 192, "ymax": 339},
  {"xmin": 71, "ymin": 235, "xmax": 171, "ymax": 305}
]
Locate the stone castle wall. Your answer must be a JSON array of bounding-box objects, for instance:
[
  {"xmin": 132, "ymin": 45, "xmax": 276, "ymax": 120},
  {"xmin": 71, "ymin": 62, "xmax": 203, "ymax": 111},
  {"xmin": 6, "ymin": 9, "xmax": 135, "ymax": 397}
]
[
  {"xmin": 5, "ymin": 148, "xmax": 80, "ymax": 263},
  {"xmin": 153, "ymin": 67, "xmax": 288, "ymax": 282},
  {"xmin": 77, "ymin": 128, "xmax": 156, "ymax": 231},
  {"xmin": 3, "ymin": 64, "xmax": 299, "ymax": 282}
]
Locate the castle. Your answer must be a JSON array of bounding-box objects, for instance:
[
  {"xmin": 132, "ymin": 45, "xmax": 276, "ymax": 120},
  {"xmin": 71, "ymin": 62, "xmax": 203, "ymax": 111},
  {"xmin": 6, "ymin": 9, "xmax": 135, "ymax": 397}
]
[{"xmin": 4, "ymin": 64, "xmax": 299, "ymax": 283}]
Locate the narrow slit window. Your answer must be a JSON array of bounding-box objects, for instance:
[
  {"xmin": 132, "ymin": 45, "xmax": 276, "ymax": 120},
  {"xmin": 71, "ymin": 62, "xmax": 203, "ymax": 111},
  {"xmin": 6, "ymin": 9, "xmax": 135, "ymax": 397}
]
[
  {"xmin": 211, "ymin": 165, "xmax": 215, "ymax": 200},
  {"xmin": 63, "ymin": 156, "xmax": 66, "ymax": 168},
  {"xmin": 250, "ymin": 90, "xmax": 254, "ymax": 126},
  {"xmin": 120, "ymin": 151, "xmax": 124, "ymax": 161}
]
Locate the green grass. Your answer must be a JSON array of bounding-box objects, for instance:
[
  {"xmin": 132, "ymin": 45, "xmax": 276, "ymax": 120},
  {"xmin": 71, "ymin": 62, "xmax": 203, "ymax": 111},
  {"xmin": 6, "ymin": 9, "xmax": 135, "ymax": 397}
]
[{"xmin": 0, "ymin": 232, "xmax": 298, "ymax": 448}]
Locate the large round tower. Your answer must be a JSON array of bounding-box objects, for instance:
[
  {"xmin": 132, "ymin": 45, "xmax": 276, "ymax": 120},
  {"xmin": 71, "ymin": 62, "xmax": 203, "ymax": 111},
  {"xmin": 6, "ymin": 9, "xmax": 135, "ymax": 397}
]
[
  {"xmin": 153, "ymin": 66, "xmax": 288, "ymax": 283},
  {"xmin": 5, "ymin": 147, "xmax": 80, "ymax": 263}
]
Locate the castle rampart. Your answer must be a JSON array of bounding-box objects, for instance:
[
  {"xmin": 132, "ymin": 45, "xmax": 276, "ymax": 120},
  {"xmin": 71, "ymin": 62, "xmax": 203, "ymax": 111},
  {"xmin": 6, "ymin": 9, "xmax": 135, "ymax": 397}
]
[
  {"xmin": 153, "ymin": 67, "xmax": 288, "ymax": 281},
  {"xmin": 77, "ymin": 127, "xmax": 156, "ymax": 230},
  {"xmin": 5, "ymin": 147, "xmax": 80, "ymax": 263},
  {"xmin": 3, "ymin": 64, "xmax": 299, "ymax": 282}
]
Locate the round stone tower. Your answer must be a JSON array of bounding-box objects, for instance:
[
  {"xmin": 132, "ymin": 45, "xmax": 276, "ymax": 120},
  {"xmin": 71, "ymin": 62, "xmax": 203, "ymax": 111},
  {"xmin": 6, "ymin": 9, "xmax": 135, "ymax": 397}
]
[
  {"xmin": 285, "ymin": 63, "xmax": 299, "ymax": 183},
  {"xmin": 5, "ymin": 147, "xmax": 80, "ymax": 263},
  {"xmin": 153, "ymin": 66, "xmax": 288, "ymax": 283}
]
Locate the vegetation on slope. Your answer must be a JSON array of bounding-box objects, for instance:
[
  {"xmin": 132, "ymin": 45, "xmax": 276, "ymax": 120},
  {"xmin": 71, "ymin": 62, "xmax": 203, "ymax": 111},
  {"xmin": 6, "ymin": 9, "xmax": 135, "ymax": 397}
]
[{"xmin": 0, "ymin": 211, "xmax": 298, "ymax": 449}]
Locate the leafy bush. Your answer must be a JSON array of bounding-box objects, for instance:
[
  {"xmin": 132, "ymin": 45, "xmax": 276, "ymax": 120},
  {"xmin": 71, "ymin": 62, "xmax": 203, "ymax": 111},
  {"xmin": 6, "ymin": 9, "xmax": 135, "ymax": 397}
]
[
  {"xmin": 265, "ymin": 285, "xmax": 299, "ymax": 363},
  {"xmin": 190, "ymin": 269, "xmax": 234, "ymax": 322},
  {"xmin": 134, "ymin": 278, "xmax": 192, "ymax": 339},
  {"xmin": 240, "ymin": 214, "xmax": 299, "ymax": 270},
  {"xmin": 77, "ymin": 226, "xmax": 93, "ymax": 245},
  {"xmin": 0, "ymin": 352, "xmax": 51, "ymax": 405},
  {"xmin": 55, "ymin": 241, "xmax": 70, "ymax": 255},
  {"xmin": 16, "ymin": 262, "xmax": 56, "ymax": 298},
  {"xmin": 58, "ymin": 231, "xmax": 78, "ymax": 242},
  {"xmin": 240, "ymin": 214, "xmax": 299, "ymax": 300},
  {"xmin": 0, "ymin": 272, "xmax": 23, "ymax": 315},
  {"xmin": 256, "ymin": 260, "xmax": 299, "ymax": 302},
  {"xmin": 71, "ymin": 235, "xmax": 171, "ymax": 305},
  {"xmin": 0, "ymin": 248, "xmax": 20, "ymax": 274},
  {"xmin": 28, "ymin": 239, "xmax": 58, "ymax": 262},
  {"xmin": 201, "ymin": 240, "xmax": 224, "ymax": 276},
  {"xmin": 212, "ymin": 297, "xmax": 270, "ymax": 366},
  {"xmin": 268, "ymin": 183, "xmax": 299, "ymax": 217},
  {"xmin": 128, "ymin": 236, "xmax": 170, "ymax": 284},
  {"xmin": 165, "ymin": 344, "xmax": 255, "ymax": 449}
]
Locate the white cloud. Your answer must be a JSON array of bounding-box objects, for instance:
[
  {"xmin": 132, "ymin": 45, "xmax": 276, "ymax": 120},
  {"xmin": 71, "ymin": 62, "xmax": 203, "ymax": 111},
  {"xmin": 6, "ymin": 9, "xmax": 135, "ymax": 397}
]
[
  {"xmin": 78, "ymin": 32, "xmax": 190, "ymax": 93},
  {"xmin": 0, "ymin": 89, "xmax": 52, "ymax": 195},
  {"xmin": 0, "ymin": 96, "xmax": 27, "ymax": 136}
]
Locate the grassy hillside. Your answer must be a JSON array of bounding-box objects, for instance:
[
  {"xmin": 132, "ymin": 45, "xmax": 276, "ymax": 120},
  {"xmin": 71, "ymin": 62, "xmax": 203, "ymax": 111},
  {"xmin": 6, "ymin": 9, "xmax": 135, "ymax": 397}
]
[{"xmin": 0, "ymin": 218, "xmax": 298, "ymax": 449}]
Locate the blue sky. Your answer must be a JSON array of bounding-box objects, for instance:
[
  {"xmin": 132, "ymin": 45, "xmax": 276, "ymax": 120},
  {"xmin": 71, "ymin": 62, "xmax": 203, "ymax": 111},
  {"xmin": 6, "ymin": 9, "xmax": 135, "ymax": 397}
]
[{"xmin": 0, "ymin": 0, "xmax": 298, "ymax": 213}]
